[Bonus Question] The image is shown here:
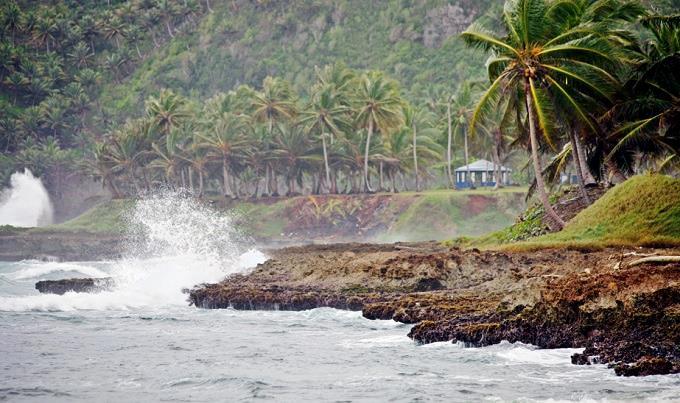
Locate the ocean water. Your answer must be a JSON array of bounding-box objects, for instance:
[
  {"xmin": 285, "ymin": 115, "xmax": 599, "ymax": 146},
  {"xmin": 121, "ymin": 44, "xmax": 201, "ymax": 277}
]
[
  {"xmin": 1, "ymin": 193, "xmax": 678, "ymax": 401},
  {"xmin": 2, "ymin": 260, "xmax": 679, "ymax": 402}
]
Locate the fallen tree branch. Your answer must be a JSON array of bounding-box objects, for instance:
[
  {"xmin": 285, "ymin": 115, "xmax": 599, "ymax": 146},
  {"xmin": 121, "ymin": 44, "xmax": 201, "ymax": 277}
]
[{"xmin": 627, "ymin": 256, "xmax": 680, "ymax": 268}]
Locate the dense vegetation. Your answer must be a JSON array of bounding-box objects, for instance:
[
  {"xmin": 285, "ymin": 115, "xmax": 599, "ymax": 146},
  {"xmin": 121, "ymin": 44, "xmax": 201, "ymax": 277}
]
[{"xmin": 0, "ymin": 0, "xmax": 678, "ymax": 213}]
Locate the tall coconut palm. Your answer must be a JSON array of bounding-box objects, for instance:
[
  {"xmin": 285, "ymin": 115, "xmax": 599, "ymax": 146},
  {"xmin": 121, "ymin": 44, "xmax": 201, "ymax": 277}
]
[
  {"xmin": 352, "ymin": 72, "xmax": 404, "ymax": 192},
  {"xmin": 461, "ymin": 0, "xmax": 621, "ymax": 230},
  {"xmin": 449, "ymin": 81, "xmax": 478, "ymax": 188},
  {"xmin": 402, "ymin": 104, "xmax": 440, "ymax": 191},
  {"xmin": 197, "ymin": 112, "xmax": 251, "ymax": 197},
  {"xmin": 250, "ymin": 76, "xmax": 297, "ymax": 196},
  {"xmin": 299, "ymin": 85, "xmax": 351, "ymax": 192},
  {"xmin": 270, "ymin": 124, "xmax": 321, "ymax": 195}
]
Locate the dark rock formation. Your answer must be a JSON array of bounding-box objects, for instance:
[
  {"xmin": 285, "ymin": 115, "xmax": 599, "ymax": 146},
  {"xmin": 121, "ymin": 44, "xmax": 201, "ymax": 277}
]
[
  {"xmin": 188, "ymin": 243, "xmax": 680, "ymax": 377},
  {"xmin": 35, "ymin": 277, "xmax": 114, "ymax": 295}
]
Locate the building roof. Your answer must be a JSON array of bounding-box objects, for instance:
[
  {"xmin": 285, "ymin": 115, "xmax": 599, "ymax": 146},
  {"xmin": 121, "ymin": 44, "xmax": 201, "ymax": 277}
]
[{"xmin": 455, "ymin": 159, "xmax": 512, "ymax": 172}]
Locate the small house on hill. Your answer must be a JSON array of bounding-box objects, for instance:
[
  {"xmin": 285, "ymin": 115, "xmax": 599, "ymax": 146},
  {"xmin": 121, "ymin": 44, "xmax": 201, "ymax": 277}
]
[{"xmin": 455, "ymin": 159, "xmax": 512, "ymax": 188}]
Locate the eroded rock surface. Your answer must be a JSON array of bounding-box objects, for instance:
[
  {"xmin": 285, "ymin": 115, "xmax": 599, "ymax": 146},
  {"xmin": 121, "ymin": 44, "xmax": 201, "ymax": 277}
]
[{"xmin": 189, "ymin": 243, "xmax": 679, "ymax": 376}]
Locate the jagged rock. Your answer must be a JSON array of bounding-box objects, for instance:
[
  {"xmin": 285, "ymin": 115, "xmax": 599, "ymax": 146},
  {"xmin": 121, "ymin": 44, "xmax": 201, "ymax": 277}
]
[
  {"xmin": 188, "ymin": 243, "xmax": 680, "ymax": 377},
  {"xmin": 35, "ymin": 277, "xmax": 114, "ymax": 295}
]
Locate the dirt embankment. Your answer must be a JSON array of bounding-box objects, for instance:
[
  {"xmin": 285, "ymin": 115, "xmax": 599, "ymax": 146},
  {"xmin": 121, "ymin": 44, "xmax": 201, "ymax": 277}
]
[{"xmin": 189, "ymin": 243, "xmax": 680, "ymax": 376}]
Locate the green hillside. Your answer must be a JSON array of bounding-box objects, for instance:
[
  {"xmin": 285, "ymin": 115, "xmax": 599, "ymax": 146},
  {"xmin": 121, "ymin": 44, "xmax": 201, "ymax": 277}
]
[
  {"xmin": 99, "ymin": 0, "xmax": 498, "ymax": 120},
  {"xmin": 493, "ymin": 175, "xmax": 680, "ymax": 250},
  {"xmin": 29, "ymin": 188, "xmax": 526, "ymax": 242}
]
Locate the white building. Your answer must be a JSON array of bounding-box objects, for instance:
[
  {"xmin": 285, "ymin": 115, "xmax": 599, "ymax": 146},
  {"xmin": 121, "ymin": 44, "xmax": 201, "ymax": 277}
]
[{"xmin": 454, "ymin": 159, "xmax": 512, "ymax": 188}]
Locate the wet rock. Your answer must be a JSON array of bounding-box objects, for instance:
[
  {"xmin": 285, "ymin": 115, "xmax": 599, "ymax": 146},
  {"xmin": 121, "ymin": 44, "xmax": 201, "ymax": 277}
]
[
  {"xmin": 35, "ymin": 277, "xmax": 114, "ymax": 295},
  {"xmin": 613, "ymin": 357, "xmax": 675, "ymax": 376}
]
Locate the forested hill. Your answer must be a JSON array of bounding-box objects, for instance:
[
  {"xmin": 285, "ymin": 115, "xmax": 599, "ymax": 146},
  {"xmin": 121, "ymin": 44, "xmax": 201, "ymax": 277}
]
[
  {"xmin": 101, "ymin": 0, "xmax": 501, "ymax": 120},
  {"xmin": 0, "ymin": 0, "xmax": 502, "ymax": 184}
]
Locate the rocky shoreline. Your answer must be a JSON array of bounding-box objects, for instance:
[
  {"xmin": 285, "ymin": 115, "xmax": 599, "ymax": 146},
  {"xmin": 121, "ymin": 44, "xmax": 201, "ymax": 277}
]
[{"xmin": 188, "ymin": 242, "xmax": 680, "ymax": 376}]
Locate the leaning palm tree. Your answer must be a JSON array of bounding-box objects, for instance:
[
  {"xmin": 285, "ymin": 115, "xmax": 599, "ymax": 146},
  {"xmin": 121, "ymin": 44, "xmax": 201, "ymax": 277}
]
[
  {"xmin": 352, "ymin": 72, "xmax": 404, "ymax": 192},
  {"xmin": 603, "ymin": 14, "xmax": 680, "ymax": 175},
  {"xmin": 461, "ymin": 0, "xmax": 621, "ymax": 230},
  {"xmin": 299, "ymin": 85, "xmax": 351, "ymax": 192}
]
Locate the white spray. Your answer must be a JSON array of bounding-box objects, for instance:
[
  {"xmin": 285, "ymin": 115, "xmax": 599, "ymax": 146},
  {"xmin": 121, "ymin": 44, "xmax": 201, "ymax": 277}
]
[
  {"xmin": 0, "ymin": 169, "xmax": 54, "ymax": 227},
  {"xmin": 0, "ymin": 190, "xmax": 267, "ymax": 311}
]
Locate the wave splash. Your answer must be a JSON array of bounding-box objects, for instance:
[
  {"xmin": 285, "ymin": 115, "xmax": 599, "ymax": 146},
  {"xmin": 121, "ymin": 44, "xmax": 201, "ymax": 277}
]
[
  {"xmin": 0, "ymin": 169, "xmax": 53, "ymax": 227},
  {"xmin": 0, "ymin": 190, "xmax": 266, "ymax": 311}
]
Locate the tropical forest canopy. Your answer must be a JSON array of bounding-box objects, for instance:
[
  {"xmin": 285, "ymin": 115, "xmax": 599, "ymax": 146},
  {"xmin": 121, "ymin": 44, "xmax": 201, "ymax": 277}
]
[{"xmin": 0, "ymin": 0, "xmax": 678, "ymax": 214}]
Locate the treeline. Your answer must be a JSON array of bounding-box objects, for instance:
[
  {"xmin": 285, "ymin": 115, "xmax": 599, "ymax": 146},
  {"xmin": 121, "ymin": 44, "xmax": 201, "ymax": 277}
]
[{"xmin": 90, "ymin": 65, "xmax": 481, "ymax": 198}]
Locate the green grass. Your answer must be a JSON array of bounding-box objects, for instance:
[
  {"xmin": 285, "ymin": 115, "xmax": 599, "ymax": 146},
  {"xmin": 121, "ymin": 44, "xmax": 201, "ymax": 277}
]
[
  {"xmin": 26, "ymin": 188, "xmax": 527, "ymax": 241},
  {"xmin": 31, "ymin": 199, "xmax": 134, "ymax": 235},
  {"xmin": 495, "ymin": 174, "xmax": 680, "ymax": 251}
]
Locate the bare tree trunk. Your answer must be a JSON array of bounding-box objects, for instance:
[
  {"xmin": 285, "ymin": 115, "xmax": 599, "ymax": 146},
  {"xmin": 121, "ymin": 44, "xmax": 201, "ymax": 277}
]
[
  {"xmin": 379, "ymin": 161, "xmax": 384, "ymax": 192},
  {"xmin": 569, "ymin": 131, "xmax": 591, "ymax": 204},
  {"xmin": 188, "ymin": 167, "xmax": 194, "ymax": 193},
  {"xmin": 322, "ymin": 134, "xmax": 330, "ymax": 193},
  {"xmin": 525, "ymin": 78, "xmax": 565, "ymax": 230},
  {"xmin": 363, "ymin": 120, "xmax": 374, "ymax": 192},
  {"xmin": 166, "ymin": 20, "xmax": 175, "ymax": 38},
  {"xmin": 492, "ymin": 135, "xmax": 501, "ymax": 190},
  {"xmin": 222, "ymin": 159, "xmax": 231, "ymax": 197},
  {"xmin": 206, "ymin": 0, "xmax": 213, "ymax": 12},
  {"xmin": 574, "ymin": 135, "xmax": 596, "ymax": 184},
  {"xmin": 198, "ymin": 169, "xmax": 204, "ymax": 197},
  {"xmin": 412, "ymin": 121, "xmax": 419, "ymax": 191},
  {"xmin": 464, "ymin": 125, "xmax": 473, "ymax": 189},
  {"xmin": 446, "ymin": 101, "xmax": 454, "ymax": 188}
]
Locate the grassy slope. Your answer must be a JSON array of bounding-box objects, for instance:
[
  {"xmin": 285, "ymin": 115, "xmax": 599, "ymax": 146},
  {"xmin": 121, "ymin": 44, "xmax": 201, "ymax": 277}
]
[
  {"xmin": 500, "ymin": 175, "xmax": 680, "ymax": 250},
  {"xmin": 27, "ymin": 188, "xmax": 526, "ymax": 241}
]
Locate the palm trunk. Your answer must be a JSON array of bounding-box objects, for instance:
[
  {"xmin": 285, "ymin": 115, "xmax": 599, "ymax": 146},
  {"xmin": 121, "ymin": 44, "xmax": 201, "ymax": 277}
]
[
  {"xmin": 464, "ymin": 125, "xmax": 472, "ymax": 188},
  {"xmin": 222, "ymin": 158, "xmax": 231, "ymax": 197},
  {"xmin": 379, "ymin": 161, "xmax": 384, "ymax": 192},
  {"xmin": 363, "ymin": 119, "xmax": 374, "ymax": 192},
  {"xmin": 492, "ymin": 133, "xmax": 501, "ymax": 190},
  {"xmin": 322, "ymin": 134, "xmax": 331, "ymax": 193},
  {"xmin": 525, "ymin": 78, "xmax": 565, "ymax": 230},
  {"xmin": 574, "ymin": 135, "xmax": 595, "ymax": 184},
  {"xmin": 446, "ymin": 101, "xmax": 454, "ymax": 188},
  {"xmin": 198, "ymin": 169, "xmax": 204, "ymax": 197},
  {"xmin": 412, "ymin": 121, "xmax": 420, "ymax": 191},
  {"xmin": 569, "ymin": 131, "xmax": 591, "ymax": 205},
  {"xmin": 166, "ymin": 20, "xmax": 175, "ymax": 37},
  {"xmin": 331, "ymin": 169, "xmax": 338, "ymax": 194},
  {"xmin": 188, "ymin": 167, "xmax": 194, "ymax": 192}
]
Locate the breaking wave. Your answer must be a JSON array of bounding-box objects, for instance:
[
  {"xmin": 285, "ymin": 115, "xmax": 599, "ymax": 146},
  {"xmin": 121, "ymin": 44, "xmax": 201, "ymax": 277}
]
[{"xmin": 0, "ymin": 190, "xmax": 266, "ymax": 311}]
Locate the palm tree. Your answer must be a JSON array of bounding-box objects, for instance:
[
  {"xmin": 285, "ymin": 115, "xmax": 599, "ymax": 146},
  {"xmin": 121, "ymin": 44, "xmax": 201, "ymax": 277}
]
[
  {"xmin": 603, "ymin": 14, "xmax": 680, "ymax": 175},
  {"xmin": 461, "ymin": 0, "xmax": 622, "ymax": 230},
  {"xmin": 299, "ymin": 85, "xmax": 351, "ymax": 192},
  {"xmin": 352, "ymin": 72, "xmax": 404, "ymax": 192},
  {"xmin": 197, "ymin": 113, "xmax": 251, "ymax": 197},
  {"xmin": 145, "ymin": 89, "xmax": 191, "ymax": 136},
  {"xmin": 270, "ymin": 124, "xmax": 320, "ymax": 195},
  {"xmin": 449, "ymin": 81, "xmax": 478, "ymax": 188},
  {"xmin": 87, "ymin": 142, "xmax": 122, "ymax": 198},
  {"xmin": 402, "ymin": 104, "xmax": 440, "ymax": 191},
  {"xmin": 249, "ymin": 76, "xmax": 297, "ymax": 196}
]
